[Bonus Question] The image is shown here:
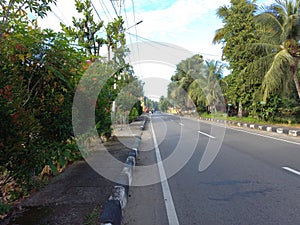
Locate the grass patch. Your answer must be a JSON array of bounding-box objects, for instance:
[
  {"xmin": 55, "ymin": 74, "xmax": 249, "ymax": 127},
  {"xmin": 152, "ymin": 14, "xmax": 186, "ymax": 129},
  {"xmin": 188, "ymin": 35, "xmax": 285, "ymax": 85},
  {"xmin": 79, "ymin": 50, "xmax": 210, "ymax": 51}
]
[
  {"xmin": 0, "ymin": 201, "xmax": 10, "ymax": 214},
  {"xmin": 196, "ymin": 113, "xmax": 300, "ymax": 127},
  {"xmin": 84, "ymin": 206, "xmax": 100, "ymax": 225}
]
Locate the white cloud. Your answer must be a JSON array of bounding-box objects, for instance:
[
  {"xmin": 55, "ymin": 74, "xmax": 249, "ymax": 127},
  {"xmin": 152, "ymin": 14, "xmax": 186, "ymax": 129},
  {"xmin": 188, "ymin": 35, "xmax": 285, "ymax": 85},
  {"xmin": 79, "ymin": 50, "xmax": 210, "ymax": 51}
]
[
  {"xmin": 131, "ymin": 0, "xmax": 227, "ymax": 35},
  {"xmin": 38, "ymin": 0, "xmax": 229, "ymax": 59},
  {"xmin": 125, "ymin": 0, "xmax": 230, "ymax": 59}
]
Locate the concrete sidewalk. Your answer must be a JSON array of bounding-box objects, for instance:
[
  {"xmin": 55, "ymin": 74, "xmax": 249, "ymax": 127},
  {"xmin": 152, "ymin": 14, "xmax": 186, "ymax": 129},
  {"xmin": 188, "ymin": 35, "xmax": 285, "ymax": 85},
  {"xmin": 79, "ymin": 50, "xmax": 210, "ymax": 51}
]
[{"xmin": 4, "ymin": 120, "xmax": 144, "ymax": 225}]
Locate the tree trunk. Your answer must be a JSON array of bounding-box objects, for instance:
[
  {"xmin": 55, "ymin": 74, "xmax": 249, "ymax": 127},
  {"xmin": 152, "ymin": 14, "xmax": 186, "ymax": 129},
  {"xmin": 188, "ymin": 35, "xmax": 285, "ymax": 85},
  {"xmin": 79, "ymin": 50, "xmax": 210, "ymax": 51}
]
[
  {"xmin": 292, "ymin": 59, "xmax": 300, "ymax": 99},
  {"xmin": 238, "ymin": 101, "xmax": 243, "ymax": 118},
  {"xmin": 293, "ymin": 73, "xmax": 300, "ymax": 99}
]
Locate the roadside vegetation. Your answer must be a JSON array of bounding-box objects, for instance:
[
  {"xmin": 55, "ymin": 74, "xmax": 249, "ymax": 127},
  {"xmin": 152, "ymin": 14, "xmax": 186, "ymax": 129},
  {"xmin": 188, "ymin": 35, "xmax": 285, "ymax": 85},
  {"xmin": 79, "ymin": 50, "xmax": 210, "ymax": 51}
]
[
  {"xmin": 2, "ymin": 0, "xmax": 300, "ymax": 220},
  {"xmin": 0, "ymin": 0, "xmax": 143, "ymax": 217},
  {"xmin": 163, "ymin": 0, "xmax": 300, "ymax": 125}
]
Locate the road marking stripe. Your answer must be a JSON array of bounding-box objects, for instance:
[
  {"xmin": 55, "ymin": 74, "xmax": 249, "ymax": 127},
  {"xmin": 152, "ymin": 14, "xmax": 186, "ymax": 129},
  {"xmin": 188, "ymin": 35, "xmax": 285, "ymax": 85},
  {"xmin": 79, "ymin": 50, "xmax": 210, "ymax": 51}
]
[
  {"xmin": 150, "ymin": 120, "xmax": 180, "ymax": 225},
  {"xmin": 282, "ymin": 167, "xmax": 300, "ymax": 176},
  {"xmin": 228, "ymin": 126, "xmax": 300, "ymax": 146},
  {"xmin": 198, "ymin": 131, "xmax": 215, "ymax": 139},
  {"xmin": 179, "ymin": 123, "xmax": 184, "ymax": 126},
  {"xmin": 193, "ymin": 119, "xmax": 300, "ymax": 146}
]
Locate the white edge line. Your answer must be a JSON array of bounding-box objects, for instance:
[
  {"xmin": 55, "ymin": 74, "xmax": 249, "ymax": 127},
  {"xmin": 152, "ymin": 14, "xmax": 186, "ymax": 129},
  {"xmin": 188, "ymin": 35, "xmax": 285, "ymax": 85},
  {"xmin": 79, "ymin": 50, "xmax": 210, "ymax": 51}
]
[
  {"xmin": 227, "ymin": 126, "xmax": 300, "ymax": 146},
  {"xmin": 198, "ymin": 131, "xmax": 215, "ymax": 139},
  {"xmin": 282, "ymin": 167, "xmax": 300, "ymax": 176},
  {"xmin": 195, "ymin": 119, "xmax": 300, "ymax": 146},
  {"xmin": 150, "ymin": 119, "xmax": 180, "ymax": 225}
]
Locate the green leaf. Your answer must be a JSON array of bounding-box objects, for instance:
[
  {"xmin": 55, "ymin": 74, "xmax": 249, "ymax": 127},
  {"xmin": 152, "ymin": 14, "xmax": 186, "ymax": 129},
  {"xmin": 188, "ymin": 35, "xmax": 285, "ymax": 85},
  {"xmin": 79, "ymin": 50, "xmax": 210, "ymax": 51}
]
[{"xmin": 49, "ymin": 163, "xmax": 58, "ymax": 175}]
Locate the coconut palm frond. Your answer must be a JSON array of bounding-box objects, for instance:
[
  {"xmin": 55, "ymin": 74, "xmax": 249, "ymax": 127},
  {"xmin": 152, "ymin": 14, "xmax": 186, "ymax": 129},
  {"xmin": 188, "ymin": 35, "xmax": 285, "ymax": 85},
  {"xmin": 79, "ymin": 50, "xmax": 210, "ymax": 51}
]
[
  {"xmin": 285, "ymin": 13, "xmax": 300, "ymax": 40},
  {"xmin": 256, "ymin": 12, "xmax": 284, "ymax": 42},
  {"xmin": 262, "ymin": 49, "xmax": 294, "ymax": 100},
  {"xmin": 187, "ymin": 80, "xmax": 205, "ymax": 104},
  {"xmin": 212, "ymin": 28, "xmax": 225, "ymax": 44},
  {"xmin": 251, "ymin": 42, "xmax": 280, "ymax": 54},
  {"xmin": 216, "ymin": 5, "xmax": 229, "ymax": 20},
  {"xmin": 242, "ymin": 53, "xmax": 276, "ymax": 83}
]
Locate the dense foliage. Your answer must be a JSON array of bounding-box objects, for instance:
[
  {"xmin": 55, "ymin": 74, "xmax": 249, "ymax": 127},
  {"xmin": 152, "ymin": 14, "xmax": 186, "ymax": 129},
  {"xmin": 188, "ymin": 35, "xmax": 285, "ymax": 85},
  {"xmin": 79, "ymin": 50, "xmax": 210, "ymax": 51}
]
[
  {"xmin": 0, "ymin": 0, "xmax": 86, "ymax": 205},
  {"xmin": 166, "ymin": 0, "xmax": 299, "ymax": 122},
  {"xmin": 0, "ymin": 0, "xmax": 143, "ymax": 211},
  {"xmin": 167, "ymin": 54, "xmax": 225, "ymax": 114},
  {"xmin": 217, "ymin": 0, "xmax": 300, "ymax": 121},
  {"xmin": 213, "ymin": 0, "xmax": 263, "ymax": 117}
]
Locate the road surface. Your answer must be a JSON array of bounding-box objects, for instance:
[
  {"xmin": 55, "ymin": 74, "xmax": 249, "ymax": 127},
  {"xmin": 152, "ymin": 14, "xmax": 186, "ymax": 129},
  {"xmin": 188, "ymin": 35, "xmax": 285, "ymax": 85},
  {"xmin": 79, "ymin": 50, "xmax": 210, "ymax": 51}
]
[{"xmin": 123, "ymin": 112, "xmax": 300, "ymax": 225}]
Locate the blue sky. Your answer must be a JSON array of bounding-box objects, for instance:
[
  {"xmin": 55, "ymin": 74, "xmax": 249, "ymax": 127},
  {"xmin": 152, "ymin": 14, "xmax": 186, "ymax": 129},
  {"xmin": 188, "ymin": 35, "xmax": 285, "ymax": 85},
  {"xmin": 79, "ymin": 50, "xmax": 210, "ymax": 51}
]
[
  {"xmin": 41, "ymin": 0, "xmax": 271, "ymax": 60},
  {"xmin": 40, "ymin": 0, "xmax": 272, "ymax": 99},
  {"xmin": 134, "ymin": 0, "xmax": 177, "ymax": 12}
]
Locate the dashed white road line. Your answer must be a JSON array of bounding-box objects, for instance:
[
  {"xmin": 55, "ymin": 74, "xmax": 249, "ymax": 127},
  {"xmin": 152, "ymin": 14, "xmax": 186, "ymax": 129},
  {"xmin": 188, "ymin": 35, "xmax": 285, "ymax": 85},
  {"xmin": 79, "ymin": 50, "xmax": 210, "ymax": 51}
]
[
  {"xmin": 150, "ymin": 120, "xmax": 180, "ymax": 225},
  {"xmin": 179, "ymin": 123, "xmax": 184, "ymax": 126},
  {"xmin": 282, "ymin": 167, "xmax": 300, "ymax": 176},
  {"xmin": 187, "ymin": 118, "xmax": 300, "ymax": 146},
  {"xmin": 228, "ymin": 126, "xmax": 300, "ymax": 146},
  {"xmin": 198, "ymin": 131, "xmax": 215, "ymax": 139}
]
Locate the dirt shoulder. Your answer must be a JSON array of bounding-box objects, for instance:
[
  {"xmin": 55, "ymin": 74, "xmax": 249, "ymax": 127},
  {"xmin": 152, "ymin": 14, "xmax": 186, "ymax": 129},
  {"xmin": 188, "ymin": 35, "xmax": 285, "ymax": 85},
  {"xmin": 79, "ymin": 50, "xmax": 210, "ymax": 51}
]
[{"xmin": 3, "ymin": 120, "xmax": 144, "ymax": 225}]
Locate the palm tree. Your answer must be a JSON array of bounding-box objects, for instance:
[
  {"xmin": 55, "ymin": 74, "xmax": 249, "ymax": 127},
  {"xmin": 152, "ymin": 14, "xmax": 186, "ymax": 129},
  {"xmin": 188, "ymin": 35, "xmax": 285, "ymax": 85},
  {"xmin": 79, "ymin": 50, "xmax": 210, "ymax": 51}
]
[
  {"xmin": 169, "ymin": 55, "xmax": 204, "ymax": 109},
  {"xmin": 188, "ymin": 60, "xmax": 224, "ymax": 113},
  {"xmin": 254, "ymin": 0, "xmax": 300, "ymax": 100},
  {"xmin": 212, "ymin": 5, "xmax": 230, "ymax": 46}
]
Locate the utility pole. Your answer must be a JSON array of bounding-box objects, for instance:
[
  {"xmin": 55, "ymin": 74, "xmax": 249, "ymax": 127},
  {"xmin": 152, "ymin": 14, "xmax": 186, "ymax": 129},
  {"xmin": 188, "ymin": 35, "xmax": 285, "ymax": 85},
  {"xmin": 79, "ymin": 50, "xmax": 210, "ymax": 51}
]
[{"xmin": 111, "ymin": 19, "xmax": 143, "ymax": 123}]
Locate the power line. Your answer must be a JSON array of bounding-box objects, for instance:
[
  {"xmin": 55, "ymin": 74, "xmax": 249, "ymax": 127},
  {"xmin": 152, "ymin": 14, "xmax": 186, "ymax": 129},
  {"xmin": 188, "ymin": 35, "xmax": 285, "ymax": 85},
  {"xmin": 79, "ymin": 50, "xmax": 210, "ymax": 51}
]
[
  {"xmin": 99, "ymin": 0, "xmax": 113, "ymax": 21},
  {"xmin": 110, "ymin": 0, "xmax": 119, "ymax": 17},
  {"xmin": 126, "ymin": 32, "xmax": 179, "ymax": 49},
  {"xmin": 91, "ymin": 0, "xmax": 102, "ymax": 21},
  {"xmin": 126, "ymin": 32, "xmax": 221, "ymax": 58},
  {"xmin": 130, "ymin": 0, "xmax": 142, "ymax": 76},
  {"xmin": 51, "ymin": 10, "xmax": 66, "ymax": 25},
  {"xmin": 123, "ymin": 0, "xmax": 133, "ymax": 65},
  {"xmin": 54, "ymin": 4, "xmax": 70, "ymax": 25}
]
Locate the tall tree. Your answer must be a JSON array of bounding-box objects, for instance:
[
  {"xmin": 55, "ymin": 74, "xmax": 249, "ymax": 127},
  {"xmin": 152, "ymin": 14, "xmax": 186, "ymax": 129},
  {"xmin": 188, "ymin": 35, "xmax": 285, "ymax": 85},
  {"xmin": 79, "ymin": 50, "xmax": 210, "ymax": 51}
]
[
  {"xmin": 61, "ymin": 0, "xmax": 105, "ymax": 58},
  {"xmin": 213, "ymin": 0, "xmax": 261, "ymax": 117},
  {"xmin": 106, "ymin": 16, "xmax": 126, "ymax": 62},
  {"xmin": 188, "ymin": 60, "xmax": 224, "ymax": 113},
  {"xmin": 169, "ymin": 54, "xmax": 204, "ymax": 109},
  {"xmin": 253, "ymin": 0, "xmax": 300, "ymax": 100},
  {"xmin": 62, "ymin": 0, "xmax": 136, "ymax": 139}
]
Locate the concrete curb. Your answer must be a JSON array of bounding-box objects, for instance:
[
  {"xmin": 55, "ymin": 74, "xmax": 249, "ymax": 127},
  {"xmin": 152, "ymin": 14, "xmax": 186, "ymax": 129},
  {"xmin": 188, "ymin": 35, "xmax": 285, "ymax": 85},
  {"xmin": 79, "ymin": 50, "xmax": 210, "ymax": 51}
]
[
  {"xmin": 199, "ymin": 117, "xmax": 300, "ymax": 137},
  {"xmin": 99, "ymin": 115, "xmax": 148, "ymax": 225}
]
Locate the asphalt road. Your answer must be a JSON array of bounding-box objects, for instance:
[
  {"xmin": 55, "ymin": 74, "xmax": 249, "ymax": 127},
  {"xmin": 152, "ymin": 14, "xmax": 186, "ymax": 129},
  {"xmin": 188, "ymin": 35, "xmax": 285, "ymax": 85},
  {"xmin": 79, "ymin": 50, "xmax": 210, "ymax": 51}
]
[{"xmin": 123, "ymin": 112, "xmax": 300, "ymax": 225}]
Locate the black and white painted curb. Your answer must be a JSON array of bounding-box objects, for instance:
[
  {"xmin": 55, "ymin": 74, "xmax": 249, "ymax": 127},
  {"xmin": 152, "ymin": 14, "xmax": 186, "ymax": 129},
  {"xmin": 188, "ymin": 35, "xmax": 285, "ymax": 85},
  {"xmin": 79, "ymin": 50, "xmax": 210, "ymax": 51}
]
[
  {"xmin": 100, "ymin": 116, "xmax": 148, "ymax": 225},
  {"xmin": 199, "ymin": 117, "xmax": 300, "ymax": 137}
]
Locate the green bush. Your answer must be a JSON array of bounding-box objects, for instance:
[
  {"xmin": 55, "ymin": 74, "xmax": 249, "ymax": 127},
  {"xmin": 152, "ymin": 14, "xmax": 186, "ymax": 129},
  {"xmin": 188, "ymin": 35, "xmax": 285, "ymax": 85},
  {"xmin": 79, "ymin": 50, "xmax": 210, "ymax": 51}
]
[{"xmin": 129, "ymin": 107, "xmax": 139, "ymax": 123}]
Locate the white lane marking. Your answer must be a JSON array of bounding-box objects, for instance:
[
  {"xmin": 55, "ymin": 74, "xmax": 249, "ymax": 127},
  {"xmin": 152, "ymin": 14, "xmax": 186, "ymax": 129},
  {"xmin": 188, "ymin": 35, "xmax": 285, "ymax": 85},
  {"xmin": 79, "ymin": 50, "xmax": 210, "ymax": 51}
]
[
  {"xmin": 198, "ymin": 131, "xmax": 215, "ymax": 139},
  {"xmin": 228, "ymin": 126, "xmax": 300, "ymax": 146},
  {"xmin": 282, "ymin": 167, "xmax": 300, "ymax": 176},
  {"xmin": 150, "ymin": 120, "xmax": 180, "ymax": 225},
  {"xmin": 193, "ymin": 119, "xmax": 300, "ymax": 146},
  {"xmin": 179, "ymin": 123, "xmax": 184, "ymax": 126}
]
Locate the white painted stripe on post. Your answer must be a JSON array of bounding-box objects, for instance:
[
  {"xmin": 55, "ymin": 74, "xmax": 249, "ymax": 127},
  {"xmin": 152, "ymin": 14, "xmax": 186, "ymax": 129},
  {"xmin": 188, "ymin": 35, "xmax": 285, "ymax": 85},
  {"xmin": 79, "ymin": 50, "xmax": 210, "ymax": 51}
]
[{"xmin": 150, "ymin": 120, "xmax": 180, "ymax": 225}]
